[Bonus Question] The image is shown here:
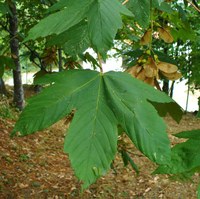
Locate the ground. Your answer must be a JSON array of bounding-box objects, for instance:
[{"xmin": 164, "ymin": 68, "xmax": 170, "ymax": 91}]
[{"xmin": 0, "ymin": 96, "xmax": 200, "ymax": 198}]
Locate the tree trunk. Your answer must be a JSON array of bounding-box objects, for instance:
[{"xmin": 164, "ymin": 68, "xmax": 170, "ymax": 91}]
[
  {"xmin": 162, "ymin": 80, "xmax": 169, "ymax": 95},
  {"xmin": 58, "ymin": 48, "xmax": 63, "ymax": 72},
  {"xmin": 8, "ymin": 1, "xmax": 24, "ymax": 110},
  {"xmin": 197, "ymin": 97, "xmax": 200, "ymax": 118},
  {"xmin": 162, "ymin": 47, "xmax": 169, "ymax": 95},
  {"xmin": 170, "ymin": 81, "xmax": 175, "ymax": 98},
  {"xmin": 0, "ymin": 78, "xmax": 8, "ymax": 96}
]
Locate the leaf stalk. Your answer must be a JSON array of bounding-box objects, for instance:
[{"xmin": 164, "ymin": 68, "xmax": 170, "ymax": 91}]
[{"xmin": 97, "ymin": 53, "xmax": 103, "ymax": 73}]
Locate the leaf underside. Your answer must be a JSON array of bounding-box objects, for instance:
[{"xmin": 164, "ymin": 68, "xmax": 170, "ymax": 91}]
[
  {"xmin": 175, "ymin": 129, "xmax": 200, "ymax": 139},
  {"xmin": 154, "ymin": 129, "xmax": 200, "ymax": 179},
  {"xmin": 25, "ymin": 0, "xmax": 133, "ymax": 56},
  {"xmin": 154, "ymin": 138, "xmax": 200, "ymax": 175},
  {"xmin": 12, "ymin": 70, "xmax": 182, "ymax": 188},
  {"xmin": 127, "ymin": 0, "xmax": 150, "ymax": 28}
]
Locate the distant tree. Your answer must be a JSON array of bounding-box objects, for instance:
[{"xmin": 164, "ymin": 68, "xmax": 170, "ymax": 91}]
[
  {"xmin": 0, "ymin": 0, "xmax": 56, "ymax": 108},
  {"xmin": 7, "ymin": 0, "xmax": 24, "ymax": 110},
  {"xmin": 0, "ymin": 77, "xmax": 7, "ymax": 96}
]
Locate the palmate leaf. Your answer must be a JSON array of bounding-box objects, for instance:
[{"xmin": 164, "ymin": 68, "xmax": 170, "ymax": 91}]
[
  {"xmin": 156, "ymin": 2, "xmax": 174, "ymax": 14},
  {"xmin": 0, "ymin": 2, "xmax": 11, "ymax": 15},
  {"xmin": 150, "ymin": 102, "xmax": 183, "ymax": 123},
  {"xmin": 152, "ymin": 0, "xmax": 165, "ymax": 7},
  {"xmin": 12, "ymin": 70, "xmax": 181, "ymax": 188},
  {"xmin": 47, "ymin": 20, "xmax": 90, "ymax": 56},
  {"xmin": 0, "ymin": 56, "xmax": 15, "ymax": 77},
  {"xmin": 126, "ymin": 0, "xmax": 166, "ymax": 28},
  {"xmin": 127, "ymin": 0, "xmax": 150, "ymax": 28},
  {"xmin": 87, "ymin": 0, "xmax": 133, "ymax": 54},
  {"xmin": 154, "ymin": 129, "xmax": 200, "ymax": 175},
  {"xmin": 154, "ymin": 138, "xmax": 200, "ymax": 175},
  {"xmin": 25, "ymin": 0, "xmax": 93, "ymax": 41},
  {"xmin": 25, "ymin": 0, "xmax": 133, "ymax": 56},
  {"xmin": 175, "ymin": 129, "xmax": 200, "ymax": 140}
]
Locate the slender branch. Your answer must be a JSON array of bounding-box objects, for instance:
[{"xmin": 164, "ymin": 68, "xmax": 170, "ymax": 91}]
[
  {"xmin": 31, "ymin": 57, "xmax": 41, "ymax": 68},
  {"xmin": 0, "ymin": 21, "xmax": 44, "ymax": 69},
  {"xmin": 58, "ymin": 48, "xmax": 63, "ymax": 72},
  {"xmin": 122, "ymin": 0, "xmax": 129, "ymax": 5},
  {"xmin": 186, "ymin": 0, "xmax": 200, "ymax": 13},
  {"xmin": 149, "ymin": 0, "xmax": 154, "ymax": 51},
  {"xmin": 97, "ymin": 53, "xmax": 103, "ymax": 73}
]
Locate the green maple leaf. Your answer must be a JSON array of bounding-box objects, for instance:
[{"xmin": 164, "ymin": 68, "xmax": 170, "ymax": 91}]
[
  {"xmin": 175, "ymin": 129, "xmax": 200, "ymax": 140},
  {"xmin": 0, "ymin": 2, "xmax": 11, "ymax": 15},
  {"xmin": 154, "ymin": 129, "xmax": 200, "ymax": 197},
  {"xmin": 25, "ymin": 0, "xmax": 93, "ymax": 41},
  {"xmin": 126, "ymin": 0, "xmax": 167, "ymax": 28},
  {"xmin": 47, "ymin": 20, "xmax": 90, "ymax": 56},
  {"xmin": 127, "ymin": 0, "xmax": 150, "ymax": 28},
  {"xmin": 25, "ymin": 0, "xmax": 133, "ymax": 56},
  {"xmin": 0, "ymin": 56, "xmax": 15, "ymax": 77},
  {"xmin": 152, "ymin": 0, "xmax": 165, "ymax": 7},
  {"xmin": 12, "ymin": 70, "xmax": 181, "ymax": 188},
  {"xmin": 87, "ymin": 0, "xmax": 133, "ymax": 54},
  {"xmin": 154, "ymin": 138, "xmax": 200, "ymax": 175},
  {"xmin": 154, "ymin": 129, "xmax": 200, "ymax": 175}
]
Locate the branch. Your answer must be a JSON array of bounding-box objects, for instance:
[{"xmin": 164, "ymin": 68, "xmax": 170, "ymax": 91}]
[
  {"xmin": 97, "ymin": 53, "xmax": 103, "ymax": 73},
  {"xmin": 122, "ymin": 0, "xmax": 129, "ymax": 5},
  {"xmin": 186, "ymin": 0, "xmax": 200, "ymax": 13},
  {"xmin": 0, "ymin": 21, "xmax": 44, "ymax": 69}
]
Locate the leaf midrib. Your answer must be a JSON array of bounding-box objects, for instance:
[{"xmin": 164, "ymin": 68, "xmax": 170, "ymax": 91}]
[{"xmin": 83, "ymin": 74, "xmax": 102, "ymax": 183}]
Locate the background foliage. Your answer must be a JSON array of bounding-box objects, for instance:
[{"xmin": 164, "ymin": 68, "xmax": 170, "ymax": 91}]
[{"xmin": 0, "ymin": 0, "xmax": 200, "ymax": 195}]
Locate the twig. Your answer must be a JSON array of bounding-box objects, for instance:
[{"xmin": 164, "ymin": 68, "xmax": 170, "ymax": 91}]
[
  {"xmin": 186, "ymin": 0, "xmax": 200, "ymax": 13},
  {"xmin": 97, "ymin": 53, "xmax": 103, "ymax": 73},
  {"xmin": 0, "ymin": 21, "xmax": 43, "ymax": 69},
  {"xmin": 122, "ymin": 0, "xmax": 129, "ymax": 5},
  {"xmin": 149, "ymin": 0, "xmax": 154, "ymax": 51}
]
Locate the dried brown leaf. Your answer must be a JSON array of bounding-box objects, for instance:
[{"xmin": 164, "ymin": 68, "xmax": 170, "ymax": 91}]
[
  {"xmin": 161, "ymin": 71, "xmax": 182, "ymax": 80},
  {"xmin": 126, "ymin": 65, "xmax": 142, "ymax": 77},
  {"xmin": 143, "ymin": 65, "xmax": 155, "ymax": 78},
  {"xmin": 140, "ymin": 30, "xmax": 152, "ymax": 45},
  {"xmin": 158, "ymin": 27, "xmax": 174, "ymax": 43},
  {"xmin": 144, "ymin": 77, "xmax": 155, "ymax": 86},
  {"xmin": 136, "ymin": 69, "xmax": 146, "ymax": 80},
  {"xmin": 157, "ymin": 62, "xmax": 178, "ymax": 73}
]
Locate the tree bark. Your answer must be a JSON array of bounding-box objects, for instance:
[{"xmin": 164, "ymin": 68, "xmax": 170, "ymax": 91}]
[
  {"xmin": 169, "ymin": 81, "xmax": 175, "ymax": 98},
  {"xmin": 162, "ymin": 80, "xmax": 169, "ymax": 95},
  {"xmin": 8, "ymin": 0, "xmax": 24, "ymax": 110},
  {"xmin": 197, "ymin": 97, "xmax": 200, "ymax": 118},
  {"xmin": 58, "ymin": 48, "xmax": 63, "ymax": 72},
  {"xmin": 0, "ymin": 77, "xmax": 8, "ymax": 96},
  {"xmin": 162, "ymin": 47, "xmax": 169, "ymax": 95}
]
